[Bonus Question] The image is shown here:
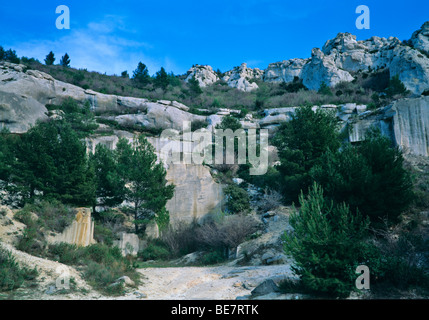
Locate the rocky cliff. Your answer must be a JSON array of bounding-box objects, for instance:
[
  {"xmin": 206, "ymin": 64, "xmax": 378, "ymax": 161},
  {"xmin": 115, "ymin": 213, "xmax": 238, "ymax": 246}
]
[{"xmin": 188, "ymin": 22, "xmax": 429, "ymax": 94}]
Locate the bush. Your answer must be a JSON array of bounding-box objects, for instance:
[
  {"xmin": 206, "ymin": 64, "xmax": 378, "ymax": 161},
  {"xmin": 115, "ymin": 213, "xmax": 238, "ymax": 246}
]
[
  {"xmin": 311, "ymin": 129, "xmax": 414, "ymax": 227},
  {"xmin": 283, "ymin": 183, "xmax": 374, "ymax": 298},
  {"xmin": 196, "ymin": 213, "xmax": 260, "ymax": 259},
  {"xmin": 201, "ymin": 249, "xmax": 226, "ymax": 265},
  {"xmin": 47, "ymin": 243, "xmax": 138, "ymax": 295},
  {"xmin": 0, "ymin": 247, "xmax": 38, "ymax": 292},
  {"xmin": 161, "ymin": 221, "xmax": 199, "ymax": 257},
  {"xmin": 138, "ymin": 240, "xmax": 171, "ymax": 261},
  {"xmin": 224, "ymin": 184, "xmax": 250, "ymax": 214},
  {"xmin": 16, "ymin": 200, "xmax": 75, "ymax": 233},
  {"xmin": 273, "ymin": 106, "xmax": 340, "ymax": 204}
]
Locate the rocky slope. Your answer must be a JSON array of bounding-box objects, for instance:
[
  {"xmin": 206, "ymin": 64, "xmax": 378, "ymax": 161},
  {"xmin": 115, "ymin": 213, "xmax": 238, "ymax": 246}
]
[{"xmin": 188, "ymin": 22, "xmax": 429, "ymax": 94}]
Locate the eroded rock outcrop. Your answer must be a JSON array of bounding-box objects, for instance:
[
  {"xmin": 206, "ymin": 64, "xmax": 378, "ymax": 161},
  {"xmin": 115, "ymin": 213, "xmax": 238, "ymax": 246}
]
[
  {"xmin": 50, "ymin": 208, "xmax": 95, "ymax": 247},
  {"xmin": 263, "ymin": 22, "xmax": 429, "ymax": 94},
  {"xmin": 0, "ymin": 61, "xmax": 201, "ymax": 133},
  {"xmin": 222, "ymin": 63, "xmax": 263, "ymax": 92},
  {"xmin": 185, "ymin": 64, "xmax": 219, "ymax": 87}
]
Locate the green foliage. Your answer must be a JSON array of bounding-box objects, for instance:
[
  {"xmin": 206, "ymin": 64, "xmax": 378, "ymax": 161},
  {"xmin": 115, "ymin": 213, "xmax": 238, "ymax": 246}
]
[
  {"xmin": 223, "ymin": 184, "xmax": 250, "ymax": 214},
  {"xmin": 16, "ymin": 200, "xmax": 75, "ymax": 233},
  {"xmin": 0, "ymin": 48, "xmax": 20, "ymax": 63},
  {"xmin": 201, "ymin": 249, "xmax": 226, "ymax": 265},
  {"xmin": 60, "ymin": 53, "xmax": 70, "ymax": 67},
  {"xmin": 283, "ymin": 183, "xmax": 373, "ymax": 298},
  {"xmin": 155, "ymin": 207, "xmax": 170, "ymax": 232},
  {"xmin": 385, "ymin": 75, "xmax": 408, "ymax": 97},
  {"xmin": 46, "ymin": 98, "xmax": 99, "ymax": 138},
  {"xmin": 138, "ymin": 240, "xmax": 171, "ymax": 261},
  {"xmin": 132, "ymin": 62, "xmax": 151, "ymax": 86},
  {"xmin": 116, "ymin": 135, "xmax": 174, "ymax": 234},
  {"xmin": 12, "ymin": 119, "xmax": 95, "ymax": 206},
  {"xmin": 311, "ymin": 129, "xmax": 414, "ymax": 226},
  {"xmin": 215, "ymin": 115, "xmax": 243, "ymax": 132},
  {"xmin": 90, "ymin": 144, "xmax": 125, "ymax": 208},
  {"xmin": 188, "ymin": 75, "xmax": 203, "ymax": 96},
  {"xmin": 280, "ymin": 77, "xmax": 308, "ymax": 93},
  {"xmin": 47, "ymin": 243, "xmax": 138, "ymax": 296},
  {"xmin": 273, "ymin": 106, "xmax": 340, "ymax": 203},
  {"xmin": 154, "ymin": 67, "xmax": 169, "ymax": 91},
  {"xmin": 44, "ymin": 51, "xmax": 55, "ymax": 65},
  {"xmin": 318, "ymin": 81, "xmax": 333, "ymax": 96},
  {"xmin": 0, "ymin": 247, "xmax": 38, "ymax": 292}
]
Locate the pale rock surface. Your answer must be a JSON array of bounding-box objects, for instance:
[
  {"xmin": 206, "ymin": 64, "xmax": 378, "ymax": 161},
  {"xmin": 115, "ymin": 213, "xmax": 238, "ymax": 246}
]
[
  {"xmin": 185, "ymin": 64, "xmax": 219, "ymax": 87},
  {"xmin": 222, "ymin": 63, "xmax": 263, "ymax": 92},
  {"xmin": 263, "ymin": 58, "xmax": 309, "ymax": 83},
  {"xmin": 113, "ymin": 232, "xmax": 140, "ymax": 256},
  {"xmin": 50, "ymin": 208, "xmax": 95, "ymax": 247},
  {"xmin": 302, "ymin": 48, "xmax": 355, "ymax": 90},
  {"xmin": 410, "ymin": 21, "xmax": 429, "ymax": 52}
]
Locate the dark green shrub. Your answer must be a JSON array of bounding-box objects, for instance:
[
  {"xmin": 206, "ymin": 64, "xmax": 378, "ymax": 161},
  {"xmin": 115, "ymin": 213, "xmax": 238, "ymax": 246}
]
[
  {"xmin": 283, "ymin": 183, "xmax": 373, "ymax": 298},
  {"xmin": 201, "ymin": 249, "xmax": 225, "ymax": 265},
  {"xmin": 224, "ymin": 184, "xmax": 250, "ymax": 214},
  {"xmin": 273, "ymin": 106, "xmax": 340, "ymax": 203},
  {"xmin": 138, "ymin": 240, "xmax": 171, "ymax": 261},
  {"xmin": 0, "ymin": 247, "xmax": 38, "ymax": 292},
  {"xmin": 312, "ymin": 129, "xmax": 414, "ymax": 227}
]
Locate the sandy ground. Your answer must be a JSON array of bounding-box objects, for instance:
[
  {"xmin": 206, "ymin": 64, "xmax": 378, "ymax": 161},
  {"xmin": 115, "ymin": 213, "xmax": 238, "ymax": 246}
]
[{"xmin": 133, "ymin": 264, "xmax": 294, "ymax": 300}]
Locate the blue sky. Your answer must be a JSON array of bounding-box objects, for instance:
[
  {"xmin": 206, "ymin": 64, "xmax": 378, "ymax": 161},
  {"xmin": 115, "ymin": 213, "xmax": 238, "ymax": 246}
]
[{"xmin": 0, "ymin": 0, "xmax": 427, "ymax": 76}]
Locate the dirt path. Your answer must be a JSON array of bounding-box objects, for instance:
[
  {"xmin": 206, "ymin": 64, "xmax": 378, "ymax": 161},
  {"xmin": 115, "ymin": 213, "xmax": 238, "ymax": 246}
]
[{"xmin": 134, "ymin": 264, "xmax": 295, "ymax": 300}]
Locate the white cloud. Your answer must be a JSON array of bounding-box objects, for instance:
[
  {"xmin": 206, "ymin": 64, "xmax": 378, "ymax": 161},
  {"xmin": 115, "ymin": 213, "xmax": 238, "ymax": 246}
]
[{"xmin": 9, "ymin": 15, "xmax": 174, "ymax": 76}]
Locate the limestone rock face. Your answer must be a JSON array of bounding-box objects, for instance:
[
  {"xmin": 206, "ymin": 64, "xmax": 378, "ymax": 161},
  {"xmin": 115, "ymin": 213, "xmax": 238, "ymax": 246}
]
[
  {"xmin": 185, "ymin": 64, "xmax": 219, "ymax": 87},
  {"xmin": 113, "ymin": 232, "xmax": 140, "ymax": 256},
  {"xmin": 302, "ymin": 48, "xmax": 355, "ymax": 90},
  {"xmin": 263, "ymin": 23, "xmax": 429, "ymax": 94},
  {"xmin": 148, "ymin": 136, "xmax": 224, "ymax": 225},
  {"xmin": 51, "ymin": 208, "xmax": 95, "ymax": 247},
  {"xmin": 112, "ymin": 102, "xmax": 206, "ymax": 132},
  {"xmin": 345, "ymin": 97, "xmax": 429, "ymax": 157},
  {"xmin": 391, "ymin": 96, "xmax": 429, "ymax": 157},
  {"xmin": 410, "ymin": 21, "xmax": 429, "ymax": 52},
  {"xmin": 0, "ymin": 91, "xmax": 48, "ymax": 133},
  {"xmin": 263, "ymin": 58, "xmax": 308, "ymax": 83},
  {"xmin": 85, "ymin": 133, "xmax": 224, "ymax": 226},
  {"xmin": 222, "ymin": 63, "xmax": 263, "ymax": 92},
  {"xmin": 0, "ymin": 61, "xmax": 206, "ymax": 134}
]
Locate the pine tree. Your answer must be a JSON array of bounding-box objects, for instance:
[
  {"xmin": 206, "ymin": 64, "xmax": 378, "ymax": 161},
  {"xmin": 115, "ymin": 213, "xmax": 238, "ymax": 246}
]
[
  {"xmin": 283, "ymin": 183, "xmax": 372, "ymax": 298},
  {"xmin": 60, "ymin": 53, "xmax": 71, "ymax": 67},
  {"xmin": 188, "ymin": 75, "xmax": 202, "ymax": 96},
  {"xmin": 116, "ymin": 135, "xmax": 175, "ymax": 234},
  {"xmin": 44, "ymin": 51, "xmax": 55, "ymax": 65},
  {"xmin": 90, "ymin": 144, "xmax": 125, "ymax": 209},
  {"xmin": 273, "ymin": 106, "xmax": 340, "ymax": 203},
  {"xmin": 311, "ymin": 129, "xmax": 414, "ymax": 226},
  {"xmin": 3, "ymin": 49, "xmax": 20, "ymax": 64},
  {"xmin": 13, "ymin": 120, "xmax": 95, "ymax": 206},
  {"xmin": 132, "ymin": 62, "xmax": 151, "ymax": 86},
  {"xmin": 154, "ymin": 67, "xmax": 169, "ymax": 90}
]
